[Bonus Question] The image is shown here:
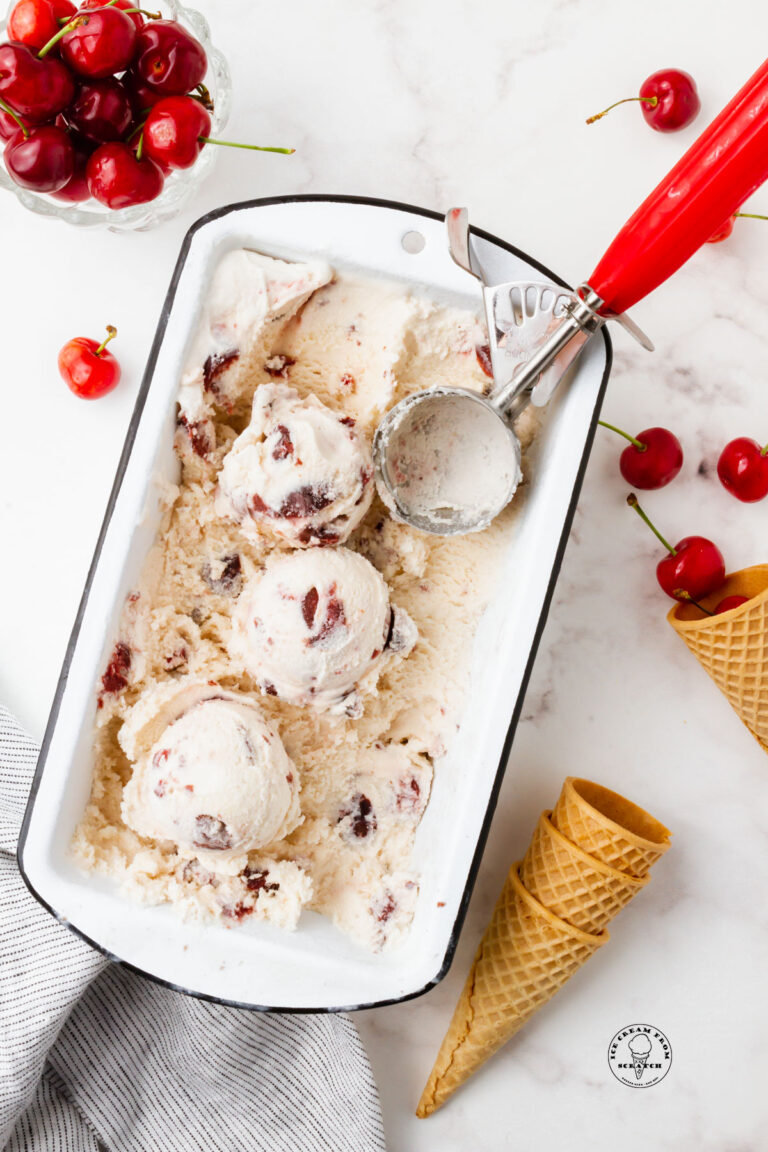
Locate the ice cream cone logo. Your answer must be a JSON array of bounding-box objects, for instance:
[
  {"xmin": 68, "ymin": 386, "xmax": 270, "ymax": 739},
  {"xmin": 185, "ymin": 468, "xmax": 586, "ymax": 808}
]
[
  {"xmin": 628, "ymin": 1034, "xmax": 652, "ymax": 1080},
  {"xmin": 608, "ymin": 1024, "xmax": 672, "ymax": 1088}
]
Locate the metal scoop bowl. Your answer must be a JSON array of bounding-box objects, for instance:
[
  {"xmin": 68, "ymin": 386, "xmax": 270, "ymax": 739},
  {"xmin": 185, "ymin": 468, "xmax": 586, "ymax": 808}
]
[{"xmin": 373, "ymin": 386, "xmax": 522, "ymax": 536}]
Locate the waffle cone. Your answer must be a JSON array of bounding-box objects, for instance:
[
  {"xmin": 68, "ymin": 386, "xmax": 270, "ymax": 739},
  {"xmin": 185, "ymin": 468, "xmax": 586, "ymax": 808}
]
[
  {"xmin": 416, "ymin": 866, "xmax": 606, "ymax": 1118},
  {"xmin": 552, "ymin": 777, "xmax": 671, "ymax": 878},
  {"xmin": 668, "ymin": 565, "xmax": 768, "ymax": 753},
  {"xmin": 521, "ymin": 811, "xmax": 648, "ymax": 932}
]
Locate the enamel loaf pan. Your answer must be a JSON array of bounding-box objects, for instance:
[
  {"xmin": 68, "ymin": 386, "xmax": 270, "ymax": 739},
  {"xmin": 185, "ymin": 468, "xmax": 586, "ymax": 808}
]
[{"xmin": 18, "ymin": 197, "xmax": 611, "ymax": 1011}]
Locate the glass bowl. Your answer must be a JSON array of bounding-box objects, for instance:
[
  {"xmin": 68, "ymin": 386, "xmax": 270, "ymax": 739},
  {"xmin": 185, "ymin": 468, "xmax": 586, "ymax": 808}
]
[{"xmin": 0, "ymin": 0, "xmax": 231, "ymax": 231}]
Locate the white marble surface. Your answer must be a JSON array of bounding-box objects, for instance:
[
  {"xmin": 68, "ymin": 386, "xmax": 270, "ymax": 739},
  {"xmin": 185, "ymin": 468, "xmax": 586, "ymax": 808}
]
[{"xmin": 2, "ymin": 0, "xmax": 768, "ymax": 1148}]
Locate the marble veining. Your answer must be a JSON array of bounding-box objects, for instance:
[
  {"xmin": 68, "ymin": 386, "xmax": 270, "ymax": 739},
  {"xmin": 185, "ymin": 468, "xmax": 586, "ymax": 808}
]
[{"xmin": 2, "ymin": 0, "xmax": 768, "ymax": 1148}]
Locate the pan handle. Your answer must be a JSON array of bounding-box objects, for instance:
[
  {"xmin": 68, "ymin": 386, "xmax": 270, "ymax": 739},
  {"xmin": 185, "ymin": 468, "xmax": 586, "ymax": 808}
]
[{"xmin": 587, "ymin": 57, "xmax": 768, "ymax": 315}]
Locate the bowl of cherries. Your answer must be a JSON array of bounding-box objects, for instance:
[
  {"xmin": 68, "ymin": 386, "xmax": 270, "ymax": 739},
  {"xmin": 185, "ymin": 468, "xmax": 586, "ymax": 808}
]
[{"xmin": 0, "ymin": 0, "xmax": 232, "ymax": 229}]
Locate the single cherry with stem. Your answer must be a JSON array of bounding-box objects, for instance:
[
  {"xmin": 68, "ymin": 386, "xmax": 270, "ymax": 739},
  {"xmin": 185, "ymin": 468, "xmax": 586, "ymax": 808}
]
[
  {"xmin": 708, "ymin": 211, "xmax": 768, "ymax": 244},
  {"xmin": 599, "ymin": 419, "xmax": 683, "ymax": 489},
  {"xmin": 59, "ymin": 324, "xmax": 121, "ymax": 399},
  {"xmin": 7, "ymin": 0, "xmax": 76, "ymax": 51},
  {"xmin": 141, "ymin": 95, "xmax": 294, "ymax": 170},
  {"xmin": 627, "ymin": 493, "xmax": 726, "ymax": 601},
  {"xmin": 86, "ymin": 139, "xmax": 164, "ymax": 207},
  {"xmin": 587, "ymin": 69, "xmax": 700, "ymax": 133},
  {"xmin": 717, "ymin": 437, "xmax": 768, "ymax": 502},
  {"xmin": 5, "ymin": 122, "xmax": 73, "ymax": 191}
]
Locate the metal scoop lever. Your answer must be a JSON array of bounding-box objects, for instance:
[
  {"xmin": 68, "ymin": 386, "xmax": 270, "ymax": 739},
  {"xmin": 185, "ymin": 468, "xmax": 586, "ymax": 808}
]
[{"xmin": 447, "ymin": 207, "xmax": 650, "ymax": 417}]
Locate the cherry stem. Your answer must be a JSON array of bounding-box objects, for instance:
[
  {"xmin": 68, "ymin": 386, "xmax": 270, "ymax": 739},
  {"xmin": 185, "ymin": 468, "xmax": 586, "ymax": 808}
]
[
  {"xmin": 675, "ymin": 590, "xmax": 714, "ymax": 615},
  {"xmin": 95, "ymin": 325, "xmax": 117, "ymax": 357},
  {"xmin": 762, "ymin": 442, "xmax": 768, "ymax": 457},
  {"xmin": 598, "ymin": 419, "xmax": 647, "ymax": 452},
  {"xmin": 199, "ymin": 137, "xmax": 295, "ymax": 155},
  {"xmin": 626, "ymin": 493, "xmax": 677, "ymax": 555},
  {"xmin": 0, "ymin": 95, "xmax": 28, "ymax": 138},
  {"xmin": 38, "ymin": 11, "xmax": 89, "ymax": 57},
  {"xmin": 734, "ymin": 212, "xmax": 768, "ymax": 221},
  {"xmin": 135, "ymin": 129, "xmax": 144, "ymax": 161},
  {"xmin": 127, "ymin": 118, "xmax": 147, "ymax": 142},
  {"xmin": 194, "ymin": 82, "xmax": 214, "ymax": 111},
  {"xmin": 124, "ymin": 6, "xmax": 162, "ymax": 15},
  {"xmin": 586, "ymin": 95, "xmax": 658, "ymax": 125}
]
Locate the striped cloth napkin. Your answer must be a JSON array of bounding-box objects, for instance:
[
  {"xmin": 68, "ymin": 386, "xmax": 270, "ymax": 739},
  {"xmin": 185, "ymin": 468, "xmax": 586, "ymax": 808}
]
[{"xmin": 0, "ymin": 706, "xmax": 387, "ymax": 1152}]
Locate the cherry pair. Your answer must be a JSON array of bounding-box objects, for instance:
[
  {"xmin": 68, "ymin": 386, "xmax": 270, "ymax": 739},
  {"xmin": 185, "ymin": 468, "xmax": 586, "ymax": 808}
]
[
  {"xmin": 600, "ymin": 419, "xmax": 768, "ymax": 504},
  {"xmin": 85, "ymin": 94, "xmax": 293, "ymax": 208}
]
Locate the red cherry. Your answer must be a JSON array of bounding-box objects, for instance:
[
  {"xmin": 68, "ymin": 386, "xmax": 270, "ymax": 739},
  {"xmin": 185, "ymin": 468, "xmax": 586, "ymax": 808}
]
[
  {"xmin": 143, "ymin": 94, "xmax": 210, "ymax": 169},
  {"xmin": 4, "ymin": 123, "xmax": 74, "ymax": 191},
  {"xmin": 715, "ymin": 595, "xmax": 749, "ymax": 614},
  {"xmin": 7, "ymin": 0, "xmax": 76, "ymax": 51},
  {"xmin": 708, "ymin": 215, "xmax": 736, "ymax": 244},
  {"xmin": 717, "ymin": 437, "xmax": 768, "ymax": 503},
  {"xmin": 60, "ymin": 8, "xmax": 138, "ymax": 79},
  {"xmin": 0, "ymin": 43, "xmax": 76, "ymax": 123},
  {"xmin": 59, "ymin": 325, "xmax": 121, "ymax": 399},
  {"xmin": 708, "ymin": 210, "xmax": 768, "ymax": 244},
  {"xmin": 587, "ymin": 68, "xmax": 700, "ymax": 132},
  {"xmin": 0, "ymin": 101, "xmax": 27, "ymax": 140},
  {"xmin": 657, "ymin": 537, "xmax": 725, "ymax": 601},
  {"xmin": 121, "ymin": 67, "xmax": 165, "ymax": 115},
  {"xmin": 140, "ymin": 94, "xmax": 294, "ymax": 171},
  {"xmin": 134, "ymin": 20, "xmax": 207, "ymax": 96},
  {"xmin": 51, "ymin": 136, "xmax": 92, "ymax": 200},
  {"xmin": 86, "ymin": 141, "xmax": 164, "ymax": 208},
  {"xmin": 79, "ymin": 0, "xmax": 146, "ymax": 32},
  {"xmin": 66, "ymin": 78, "xmax": 133, "ymax": 142},
  {"xmin": 627, "ymin": 493, "xmax": 726, "ymax": 602},
  {"xmin": 599, "ymin": 420, "xmax": 683, "ymax": 489},
  {"xmin": 638, "ymin": 69, "xmax": 700, "ymax": 132}
]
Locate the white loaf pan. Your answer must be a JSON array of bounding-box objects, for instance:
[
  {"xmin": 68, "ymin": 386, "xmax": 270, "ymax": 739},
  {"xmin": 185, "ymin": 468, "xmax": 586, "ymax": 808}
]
[{"xmin": 18, "ymin": 197, "xmax": 611, "ymax": 1011}]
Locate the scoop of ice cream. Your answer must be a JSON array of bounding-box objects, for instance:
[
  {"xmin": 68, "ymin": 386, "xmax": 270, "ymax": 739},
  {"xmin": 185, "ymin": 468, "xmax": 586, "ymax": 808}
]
[
  {"xmin": 178, "ymin": 250, "xmax": 333, "ymax": 424},
  {"xmin": 216, "ymin": 382, "xmax": 374, "ymax": 547},
  {"xmin": 230, "ymin": 547, "xmax": 416, "ymax": 715},
  {"xmin": 120, "ymin": 682, "xmax": 300, "ymax": 869}
]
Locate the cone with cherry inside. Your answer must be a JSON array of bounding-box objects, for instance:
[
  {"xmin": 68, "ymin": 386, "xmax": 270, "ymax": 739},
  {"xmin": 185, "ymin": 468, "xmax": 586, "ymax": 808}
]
[{"xmin": 668, "ymin": 564, "xmax": 768, "ymax": 752}]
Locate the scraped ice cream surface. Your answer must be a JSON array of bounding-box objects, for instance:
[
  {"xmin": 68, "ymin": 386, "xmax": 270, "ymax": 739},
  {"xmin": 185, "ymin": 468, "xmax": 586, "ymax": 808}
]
[{"xmin": 74, "ymin": 250, "xmax": 538, "ymax": 951}]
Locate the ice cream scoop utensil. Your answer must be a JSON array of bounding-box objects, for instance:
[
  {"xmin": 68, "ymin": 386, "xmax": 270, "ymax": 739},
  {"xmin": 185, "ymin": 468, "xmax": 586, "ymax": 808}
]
[{"xmin": 375, "ymin": 55, "xmax": 768, "ymax": 535}]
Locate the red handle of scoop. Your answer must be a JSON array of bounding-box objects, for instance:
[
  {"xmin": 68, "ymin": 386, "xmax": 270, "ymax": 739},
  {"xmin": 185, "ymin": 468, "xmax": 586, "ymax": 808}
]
[{"xmin": 588, "ymin": 57, "xmax": 768, "ymax": 315}]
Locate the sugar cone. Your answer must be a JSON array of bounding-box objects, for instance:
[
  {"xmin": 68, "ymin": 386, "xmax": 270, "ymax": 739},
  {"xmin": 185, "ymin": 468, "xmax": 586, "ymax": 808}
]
[
  {"xmin": 668, "ymin": 564, "xmax": 768, "ymax": 753},
  {"xmin": 521, "ymin": 811, "xmax": 648, "ymax": 933},
  {"xmin": 552, "ymin": 777, "xmax": 671, "ymax": 878},
  {"xmin": 416, "ymin": 866, "xmax": 606, "ymax": 1118}
]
